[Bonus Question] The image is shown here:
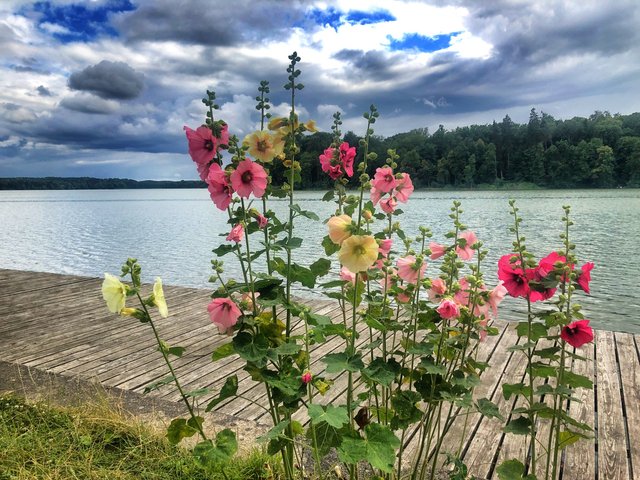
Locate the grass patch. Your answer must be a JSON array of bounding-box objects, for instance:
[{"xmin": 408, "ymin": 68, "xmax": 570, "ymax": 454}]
[{"xmin": 0, "ymin": 394, "xmax": 280, "ymax": 479}]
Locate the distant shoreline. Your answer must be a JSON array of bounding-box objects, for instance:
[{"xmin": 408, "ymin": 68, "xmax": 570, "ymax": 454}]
[{"xmin": 0, "ymin": 177, "xmax": 634, "ymax": 191}]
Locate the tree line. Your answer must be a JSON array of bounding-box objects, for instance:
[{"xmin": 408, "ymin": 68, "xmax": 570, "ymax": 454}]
[
  {"xmin": 3, "ymin": 110, "xmax": 639, "ymax": 190},
  {"xmin": 284, "ymin": 109, "xmax": 640, "ymax": 189}
]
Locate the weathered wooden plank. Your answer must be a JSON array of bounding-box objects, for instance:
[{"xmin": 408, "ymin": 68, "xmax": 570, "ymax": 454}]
[
  {"xmin": 594, "ymin": 330, "xmax": 630, "ymax": 480},
  {"xmin": 562, "ymin": 340, "xmax": 596, "ymax": 480},
  {"xmin": 613, "ymin": 332, "xmax": 638, "ymax": 479}
]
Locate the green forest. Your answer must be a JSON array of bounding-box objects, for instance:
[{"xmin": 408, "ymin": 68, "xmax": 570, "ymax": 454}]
[{"xmin": 2, "ymin": 110, "xmax": 640, "ymax": 190}]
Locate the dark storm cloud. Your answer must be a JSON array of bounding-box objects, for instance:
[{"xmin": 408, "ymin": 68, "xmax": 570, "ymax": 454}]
[
  {"xmin": 60, "ymin": 95, "xmax": 117, "ymax": 114},
  {"xmin": 68, "ymin": 60, "xmax": 144, "ymax": 100},
  {"xmin": 333, "ymin": 49, "xmax": 401, "ymax": 81},
  {"xmin": 36, "ymin": 85, "xmax": 53, "ymax": 97},
  {"xmin": 113, "ymin": 0, "xmax": 308, "ymax": 46}
]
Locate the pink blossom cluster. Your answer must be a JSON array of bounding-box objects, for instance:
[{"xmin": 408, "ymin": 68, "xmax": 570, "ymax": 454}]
[
  {"xmin": 319, "ymin": 142, "xmax": 356, "ymax": 179},
  {"xmin": 370, "ymin": 167, "xmax": 414, "ymax": 214}
]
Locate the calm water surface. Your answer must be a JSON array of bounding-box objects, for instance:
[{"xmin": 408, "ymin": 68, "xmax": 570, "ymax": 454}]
[{"xmin": 1, "ymin": 189, "xmax": 638, "ymax": 333}]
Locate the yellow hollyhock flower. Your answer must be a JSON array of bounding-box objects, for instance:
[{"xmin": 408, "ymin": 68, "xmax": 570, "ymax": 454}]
[
  {"xmin": 153, "ymin": 277, "xmax": 169, "ymax": 318},
  {"xmin": 243, "ymin": 130, "xmax": 284, "ymax": 163},
  {"xmin": 102, "ymin": 273, "xmax": 127, "ymax": 314},
  {"xmin": 338, "ymin": 235, "xmax": 378, "ymax": 273},
  {"xmin": 327, "ymin": 214, "xmax": 352, "ymax": 245}
]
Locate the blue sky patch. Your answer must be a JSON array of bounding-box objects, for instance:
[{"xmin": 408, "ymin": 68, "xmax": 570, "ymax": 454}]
[
  {"xmin": 346, "ymin": 10, "xmax": 396, "ymax": 25},
  {"xmin": 307, "ymin": 7, "xmax": 343, "ymax": 30},
  {"xmin": 388, "ymin": 32, "xmax": 461, "ymax": 53},
  {"xmin": 29, "ymin": 0, "xmax": 135, "ymax": 43}
]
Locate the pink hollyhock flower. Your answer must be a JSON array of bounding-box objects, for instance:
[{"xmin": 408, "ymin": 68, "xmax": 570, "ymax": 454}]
[
  {"xmin": 301, "ymin": 370, "xmax": 313, "ymax": 384},
  {"xmin": 206, "ymin": 163, "xmax": 234, "ymax": 210},
  {"xmin": 226, "ymin": 223, "xmax": 244, "ymax": 243},
  {"xmin": 340, "ymin": 266, "xmax": 356, "ymax": 284},
  {"xmin": 256, "ymin": 213, "xmax": 268, "ymax": 229},
  {"xmin": 372, "ymin": 166, "xmax": 397, "ymax": 193},
  {"xmin": 397, "ymin": 255, "xmax": 426, "ymax": 284},
  {"xmin": 478, "ymin": 318, "xmax": 488, "ymax": 341},
  {"xmin": 396, "ymin": 288, "xmax": 411, "ymax": 303},
  {"xmin": 429, "ymin": 242, "xmax": 446, "ymax": 260},
  {"xmin": 537, "ymin": 251, "xmax": 567, "ymax": 278},
  {"xmin": 370, "ymin": 186, "xmax": 382, "ymax": 206},
  {"xmin": 207, "ymin": 297, "xmax": 242, "ymax": 334},
  {"xmin": 561, "ymin": 319, "xmax": 594, "ymax": 348},
  {"xmin": 576, "ymin": 262, "xmax": 594, "ymax": 294},
  {"xmin": 428, "ymin": 277, "xmax": 447, "ymax": 301},
  {"xmin": 379, "ymin": 238, "xmax": 393, "ymax": 257},
  {"xmin": 379, "ymin": 268, "xmax": 397, "ymax": 291},
  {"xmin": 454, "ymin": 278, "xmax": 471, "ymax": 306},
  {"xmin": 380, "ymin": 196, "xmax": 398, "ymax": 214},
  {"xmin": 339, "ymin": 142, "xmax": 356, "ymax": 177},
  {"xmin": 437, "ymin": 298, "xmax": 460, "ymax": 319},
  {"xmin": 456, "ymin": 230, "xmax": 478, "ymax": 261},
  {"xmin": 230, "ymin": 158, "xmax": 268, "ymax": 198},
  {"xmin": 394, "ymin": 173, "xmax": 414, "ymax": 203},
  {"xmin": 498, "ymin": 254, "xmax": 530, "ymax": 298},
  {"xmin": 184, "ymin": 125, "xmax": 217, "ymax": 166},
  {"xmin": 217, "ymin": 123, "xmax": 229, "ymax": 148},
  {"xmin": 488, "ymin": 281, "xmax": 508, "ymax": 318}
]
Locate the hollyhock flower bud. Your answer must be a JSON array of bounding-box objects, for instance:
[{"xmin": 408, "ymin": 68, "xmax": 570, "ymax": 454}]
[
  {"xmin": 226, "ymin": 223, "xmax": 244, "ymax": 243},
  {"xmin": 437, "ymin": 298, "xmax": 461, "ymax": 319},
  {"xmin": 256, "ymin": 214, "xmax": 268, "ymax": 229},
  {"xmin": 301, "ymin": 370, "xmax": 313, "ymax": 384},
  {"xmin": 561, "ymin": 319, "xmax": 594, "ymax": 348},
  {"xmin": 153, "ymin": 277, "xmax": 169, "ymax": 318},
  {"xmin": 327, "ymin": 214, "xmax": 352, "ymax": 245}
]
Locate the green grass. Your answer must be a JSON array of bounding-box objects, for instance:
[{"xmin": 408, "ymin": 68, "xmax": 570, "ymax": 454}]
[{"xmin": 0, "ymin": 395, "xmax": 280, "ymax": 480}]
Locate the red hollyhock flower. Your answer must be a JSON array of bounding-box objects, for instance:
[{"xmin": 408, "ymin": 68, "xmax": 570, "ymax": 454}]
[
  {"xmin": 498, "ymin": 254, "xmax": 530, "ymax": 298},
  {"xmin": 576, "ymin": 262, "xmax": 594, "ymax": 294},
  {"xmin": 537, "ymin": 251, "xmax": 567, "ymax": 278},
  {"xmin": 561, "ymin": 319, "xmax": 594, "ymax": 348}
]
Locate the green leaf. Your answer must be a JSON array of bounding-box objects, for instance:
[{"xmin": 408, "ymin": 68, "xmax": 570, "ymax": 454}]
[
  {"xmin": 273, "ymin": 340, "xmax": 301, "ymax": 355},
  {"xmin": 263, "ymin": 372, "xmax": 300, "ymax": 397},
  {"xmin": 390, "ymin": 390, "xmax": 422, "ymax": 430},
  {"xmin": 338, "ymin": 423, "xmax": 400, "ymax": 473},
  {"xmin": 535, "ymin": 346, "xmax": 561, "ymax": 360},
  {"xmin": 531, "ymin": 363, "xmax": 557, "ymax": 379},
  {"xmin": 476, "ymin": 398, "xmax": 504, "ymax": 421},
  {"xmin": 308, "ymin": 404, "xmax": 349, "ymax": 428},
  {"xmin": 502, "ymin": 382, "xmax": 529, "ymax": 401},
  {"xmin": 306, "ymin": 311, "xmax": 331, "ymax": 326},
  {"xmin": 503, "ymin": 416, "xmax": 532, "ymax": 435},
  {"xmin": 290, "ymin": 203, "xmax": 320, "ymax": 221},
  {"xmin": 362, "ymin": 358, "xmax": 398, "ymax": 387},
  {"xmin": 185, "ymin": 387, "xmax": 213, "ymax": 398},
  {"xmin": 211, "ymin": 342, "xmax": 235, "ymax": 362},
  {"xmin": 308, "ymin": 421, "xmax": 343, "ymax": 456},
  {"xmin": 205, "ymin": 375, "xmax": 239, "ymax": 412},
  {"xmin": 419, "ymin": 358, "xmax": 446, "ymax": 375},
  {"xmin": 212, "ymin": 244, "xmax": 236, "ymax": 256},
  {"xmin": 322, "ymin": 235, "xmax": 340, "ymax": 255},
  {"xmin": 516, "ymin": 322, "xmax": 548, "ymax": 341},
  {"xmin": 233, "ymin": 332, "xmax": 269, "ymax": 364},
  {"xmin": 193, "ymin": 429, "xmax": 238, "ymax": 466},
  {"xmin": 166, "ymin": 418, "xmax": 197, "ymax": 444},
  {"xmin": 167, "ymin": 346, "xmax": 186, "ymax": 357},
  {"xmin": 143, "ymin": 375, "xmax": 175, "ymax": 394},
  {"xmin": 495, "ymin": 459, "xmax": 536, "ymax": 480},
  {"xmin": 310, "ymin": 258, "xmax": 331, "ymax": 277},
  {"xmin": 322, "ymin": 190, "xmax": 335, "ymax": 201},
  {"xmin": 258, "ymin": 420, "xmax": 290, "ymax": 443},
  {"xmin": 557, "ymin": 430, "xmax": 581, "ymax": 449},
  {"xmin": 322, "ymin": 352, "xmax": 364, "ymax": 374},
  {"xmin": 562, "ymin": 371, "xmax": 593, "ymax": 389},
  {"xmin": 275, "ymin": 237, "xmax": 303, "ymax": 249}
]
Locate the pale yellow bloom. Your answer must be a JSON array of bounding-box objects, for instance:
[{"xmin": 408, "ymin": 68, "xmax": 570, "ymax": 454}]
[
  {"xmin": 102, "ymin": 273, "xmax": 126, "ymax": 314},
  {"xmin": 304, "ymin": 120, "xmax": 318, "ymax": 132},
  {"xmin": 153, "ymin": 277, "xmax": 169, "ymax": 318},
  {"xmin": 243, "ymin": 130, "xmax": 284, "ymax": 163},
  {"xmin": 267, "ymin": 117, "xmax": 288, "ymax": 131},
  {"xmin": 327, "ymin": 214, "xmax": 352, "ymax": 245},
  {"xmin": 338, "ymin": 235, "xmax": 379, "ymax": 273}
]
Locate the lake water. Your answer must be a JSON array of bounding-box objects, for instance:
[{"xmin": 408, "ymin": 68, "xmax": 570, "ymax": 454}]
[{"xmin": 1, "ymin": 188, "xmax": 639, "ymax": 333}]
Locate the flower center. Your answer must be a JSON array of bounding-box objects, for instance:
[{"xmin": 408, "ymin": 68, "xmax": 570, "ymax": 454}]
[
  {"xmin": 385, "ymin": 174, "xmax": 394, "ymax": 183},
  {"xmin": 204, "ymin": 140, "xmax": 214, "ymax": 151},
  {"xmin": 257, "ymin": 140, "xmax": 268, "ymax": 152},
  {"xmin": 242, "ymin": 171, "xmax": 253, "ymax": 183}
]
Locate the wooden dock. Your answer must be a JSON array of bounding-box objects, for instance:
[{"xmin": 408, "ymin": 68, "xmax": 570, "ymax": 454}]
[{"xmin": 0, "ymin": 268, "xmax": 637, "ymax": 479}]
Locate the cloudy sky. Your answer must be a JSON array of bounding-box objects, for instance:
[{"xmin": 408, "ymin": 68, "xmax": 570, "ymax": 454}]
[{"xmin": 1, "ymin": 0, "xmax": 639, "ymax": 180}]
